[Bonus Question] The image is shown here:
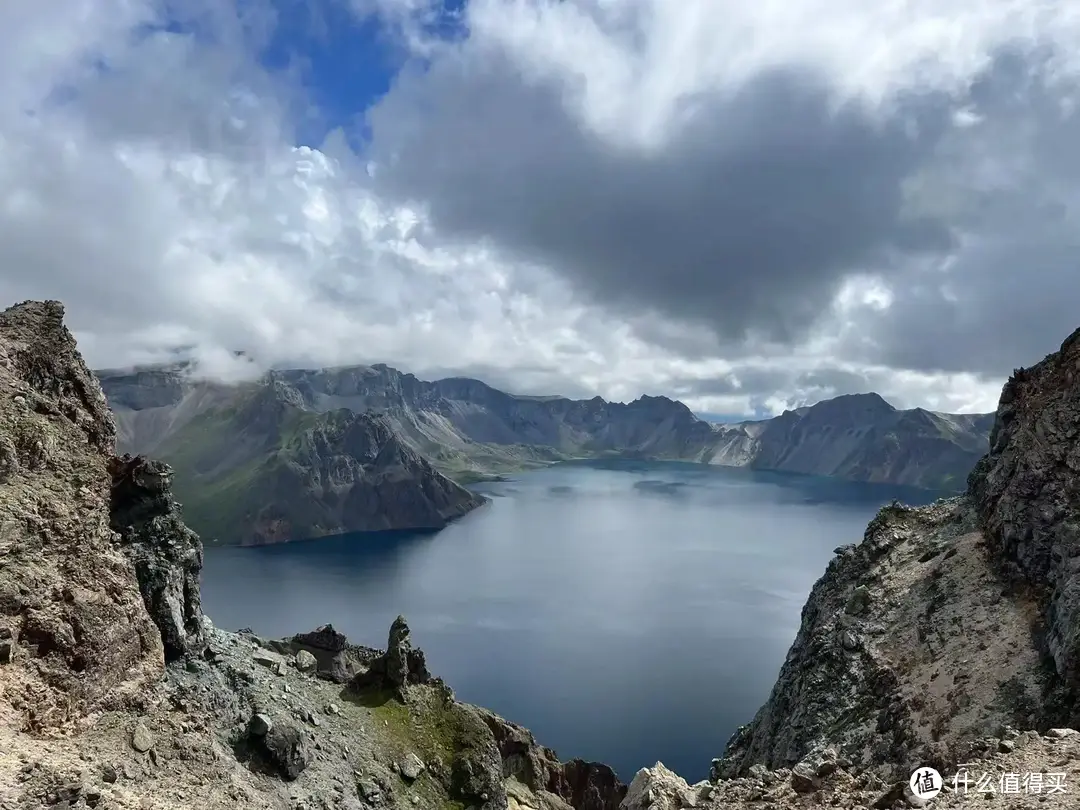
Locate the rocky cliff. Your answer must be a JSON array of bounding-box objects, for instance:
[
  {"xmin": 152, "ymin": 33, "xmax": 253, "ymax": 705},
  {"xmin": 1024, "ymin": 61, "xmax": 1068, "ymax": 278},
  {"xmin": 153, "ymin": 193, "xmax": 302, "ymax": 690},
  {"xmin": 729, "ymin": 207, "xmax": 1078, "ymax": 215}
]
[
  {"xmin": 99, "ymin": 363, "xmax": 991, "ymax": 498},
  {"xmin": 112, "ymin": 374, "xmax": 485, "ymax": 545},
  {"xmin": 706, "ymin": 325, "xmax": 1080, "ymax": 806}
]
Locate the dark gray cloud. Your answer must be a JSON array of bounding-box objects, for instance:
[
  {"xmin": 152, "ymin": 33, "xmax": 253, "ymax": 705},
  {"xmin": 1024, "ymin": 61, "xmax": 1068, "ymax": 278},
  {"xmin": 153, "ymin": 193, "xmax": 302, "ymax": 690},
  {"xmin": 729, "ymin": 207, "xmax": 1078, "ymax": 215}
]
[
  {"xmin": 363, "ymin": 36, "xmax": 1080, "ymax": 381},
  {"xmin": 850, "ymin": 57, "xmax": 1080, "ymax": 376},
  {"xmin": 366, "ymin": 58, "xmax": 953, "ymax": 350}
]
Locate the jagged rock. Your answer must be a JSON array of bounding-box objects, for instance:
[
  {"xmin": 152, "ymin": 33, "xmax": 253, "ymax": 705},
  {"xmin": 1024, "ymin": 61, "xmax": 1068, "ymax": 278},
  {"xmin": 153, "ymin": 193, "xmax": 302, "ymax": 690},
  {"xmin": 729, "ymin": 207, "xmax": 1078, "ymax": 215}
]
[
  {"xmin": 0, "ymin": 300, "xmax": 164, "ymax": 725},
  {"xmin": 249, "ymin": 713, "xmax": 272, "ymax": 737},
  {"xmin": 267, "ymin": 625, "xmax": 381, "ymax": 683},
  {"xmin": 789, "ymin": 764, "xmax": 820, "ymax": 794},
  {"xmin": 386, "ymin": 615, "xmax": 416, "ymax": 694},
  {"xmin": 352, "ymin": 615, "xmax": 432, "ymax": 700},
  {"xmin": 968, "ymin": 327, "xmax": 1080, "ymax": 723},
  {"xmin": 622, "ymin": 763, "xmax": 698, "ymax": 810},
  {"xmin": 108, "ymin": 453, "xmax": 206, "ymax": 661},
  {"xmin": 255, "ymin": 720, "xmax": 310, "ymax": 780},
  {"xmin": 478, "ymin": 708, "xmax": 626, "ymax": 810},
  {"xmin": 295, "ymin": 624, "xmax": 347, "ymax": 652}
]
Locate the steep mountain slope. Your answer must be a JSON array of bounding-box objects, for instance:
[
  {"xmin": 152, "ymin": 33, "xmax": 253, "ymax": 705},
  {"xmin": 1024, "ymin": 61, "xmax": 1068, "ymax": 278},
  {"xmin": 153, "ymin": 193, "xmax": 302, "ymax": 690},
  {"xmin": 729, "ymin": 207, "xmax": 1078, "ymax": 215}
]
[
  {"xmin": 99, "ymin": 363, "xmax": 992, "ymax": 492},
  {"xmin": 712, "ymin": 393, "xmax": 996, "ymax": 490},
  {"xmin": 712, "ymin": 323, "xmax": 1080, "ymax": 797},
  {"xmin": 139, "ymin": 376, "xmax": 484, "ymax": 545}
]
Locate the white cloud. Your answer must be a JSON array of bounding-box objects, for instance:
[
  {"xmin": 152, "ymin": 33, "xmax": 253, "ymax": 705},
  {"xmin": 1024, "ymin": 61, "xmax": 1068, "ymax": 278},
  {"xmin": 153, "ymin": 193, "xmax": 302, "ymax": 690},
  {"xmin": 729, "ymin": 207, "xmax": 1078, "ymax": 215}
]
[{"xmin": 3, "ymin": 0, "xmax": 1080, "ymax": 418}]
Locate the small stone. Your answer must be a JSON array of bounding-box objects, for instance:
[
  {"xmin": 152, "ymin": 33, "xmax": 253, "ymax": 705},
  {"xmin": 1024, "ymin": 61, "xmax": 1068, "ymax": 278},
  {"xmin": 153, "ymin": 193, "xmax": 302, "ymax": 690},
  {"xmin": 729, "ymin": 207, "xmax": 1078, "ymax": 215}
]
[
  {"xmin": 295, "ymin": 650, "xmax": 318, "ymax": 672},
  {"xmin": 253, "ymin": 650, "xmax": 283, "ymax": 669},
  {"xmin": 790, "ymin": 765, "xmax": 820, "ymax": 793},
  {"xmin": 250, "ymin": 714, "xmax": 273, "ymax": 737},
  {"xmin": 1046, "ymin": 728, "xmax": 1079, "ymax": 739},
  {"xmin": 131, "ymin": 722, "xmax": 154, "ymax": 753},
  {"xmin": 839, "ymin": 629, "xmax": 860, "ymax": 652},
  {"xmin": 326, "ymin": 703, "xmax": 340, "ymax": 715},
  {"xmin": 998, "ymin": 739, "xmax": 1016, "ymax": 753},
  {"xmin": 845, "ymin": 585, "xmax": 872, "ymax": 616},
  {"xmin": 400, "ymin": 753, "xmax": 425, "ymax": 781},
  {"xmin": 0, "ymin": 640, "xmax": 11, "ymax": 664},
  {"xmin": 101, "ymin": 764, "xmax": 118, "ymax": 784}
]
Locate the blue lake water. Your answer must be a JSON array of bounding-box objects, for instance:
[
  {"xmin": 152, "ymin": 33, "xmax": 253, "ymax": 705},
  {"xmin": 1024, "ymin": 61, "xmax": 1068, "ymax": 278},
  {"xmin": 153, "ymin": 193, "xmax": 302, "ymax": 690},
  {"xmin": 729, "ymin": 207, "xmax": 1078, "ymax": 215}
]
[{"xmin": 200, "ymin": 459, "xmax": 946, "ymax": 782}]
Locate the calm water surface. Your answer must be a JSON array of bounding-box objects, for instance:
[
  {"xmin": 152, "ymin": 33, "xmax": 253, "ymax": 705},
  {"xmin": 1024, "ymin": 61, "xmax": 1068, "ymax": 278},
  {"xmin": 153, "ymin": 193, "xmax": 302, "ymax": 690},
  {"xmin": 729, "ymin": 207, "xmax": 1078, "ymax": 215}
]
[{"xmin": 201, "ymin": 460, "xmax": 945, "ymax": 782}]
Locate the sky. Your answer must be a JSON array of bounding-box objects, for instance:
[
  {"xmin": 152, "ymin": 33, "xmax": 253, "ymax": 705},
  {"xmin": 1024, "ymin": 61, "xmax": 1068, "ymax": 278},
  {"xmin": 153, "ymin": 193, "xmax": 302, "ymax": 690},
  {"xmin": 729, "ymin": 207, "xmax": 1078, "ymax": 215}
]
[{"xmin": 3, "ymin": 1, "xmax": 1080, "ymax": 417}]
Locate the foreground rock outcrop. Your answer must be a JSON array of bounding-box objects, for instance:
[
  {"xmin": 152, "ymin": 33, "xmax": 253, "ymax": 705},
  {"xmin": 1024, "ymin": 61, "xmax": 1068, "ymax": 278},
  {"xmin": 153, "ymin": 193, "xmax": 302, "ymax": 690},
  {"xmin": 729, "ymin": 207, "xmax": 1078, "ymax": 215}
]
[
  {"xmin": 1, "ymin": 298, "xmax": 1078, "ymax": 810},
  {"xmin": 0, "ymin": 300, "xmax": 164, "ymax": 728}
]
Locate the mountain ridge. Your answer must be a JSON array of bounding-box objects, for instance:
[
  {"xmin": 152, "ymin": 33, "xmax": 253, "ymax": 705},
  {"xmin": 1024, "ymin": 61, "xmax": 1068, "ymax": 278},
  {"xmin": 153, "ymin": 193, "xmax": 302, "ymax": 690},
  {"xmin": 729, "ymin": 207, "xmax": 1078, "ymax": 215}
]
[{"xmin": 99, "ymin": 361, "xmax": 992, "ymax": 488}]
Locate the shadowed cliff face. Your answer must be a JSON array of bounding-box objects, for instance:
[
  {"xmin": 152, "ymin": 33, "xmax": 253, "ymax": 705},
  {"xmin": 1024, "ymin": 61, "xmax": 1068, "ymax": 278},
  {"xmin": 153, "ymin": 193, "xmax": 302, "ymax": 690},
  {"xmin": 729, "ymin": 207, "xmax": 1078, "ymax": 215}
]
[{"xmin": 968, "ymin": 326, "xmax": 1080, "ymax": 723}]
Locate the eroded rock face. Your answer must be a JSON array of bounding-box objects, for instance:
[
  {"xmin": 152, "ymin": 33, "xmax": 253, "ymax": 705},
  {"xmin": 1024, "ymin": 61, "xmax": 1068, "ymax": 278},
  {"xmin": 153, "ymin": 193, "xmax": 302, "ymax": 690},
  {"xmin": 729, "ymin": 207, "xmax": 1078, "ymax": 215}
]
[
  {"xmin": 0, "ymin": 300, "xmax": 163, "ymax": 725},
  {"xmin": 351, "ymin": 615, "xmax": 433, "ymax": 700},
  {"xmin": 109, "ymin": 454, "xmax": 206, "ymax": 661},
  {"xmin": 968, "ymin": 326, "xmax": 1080, "ymax": 721},
  {"xmin": 479, "ymin": 710, "xmax": 627, "ymax": 810}
]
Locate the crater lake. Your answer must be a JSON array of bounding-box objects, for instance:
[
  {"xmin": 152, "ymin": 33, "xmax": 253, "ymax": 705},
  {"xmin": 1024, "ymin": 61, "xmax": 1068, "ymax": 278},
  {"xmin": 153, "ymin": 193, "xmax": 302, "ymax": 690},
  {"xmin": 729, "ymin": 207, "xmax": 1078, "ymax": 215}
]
[{"xmin": 200, "ymin": 459, "xmax": 946, "ymax": 782}]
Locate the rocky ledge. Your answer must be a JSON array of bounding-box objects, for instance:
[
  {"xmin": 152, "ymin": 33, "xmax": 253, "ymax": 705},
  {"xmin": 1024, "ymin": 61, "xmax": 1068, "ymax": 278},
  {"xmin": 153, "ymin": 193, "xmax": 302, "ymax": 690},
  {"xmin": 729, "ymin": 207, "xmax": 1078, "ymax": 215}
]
[{"xmin": 2, "ymin": 298, "xmax": 1080, "ymax": 810}]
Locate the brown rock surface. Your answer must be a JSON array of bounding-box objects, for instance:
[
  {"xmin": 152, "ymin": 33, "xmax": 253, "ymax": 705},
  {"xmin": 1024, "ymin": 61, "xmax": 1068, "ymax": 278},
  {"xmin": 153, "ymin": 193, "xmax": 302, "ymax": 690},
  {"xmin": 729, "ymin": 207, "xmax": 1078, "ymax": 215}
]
[{"xmin": 0, "ymin": 300, "xmax": 163, "ymax": 729}]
